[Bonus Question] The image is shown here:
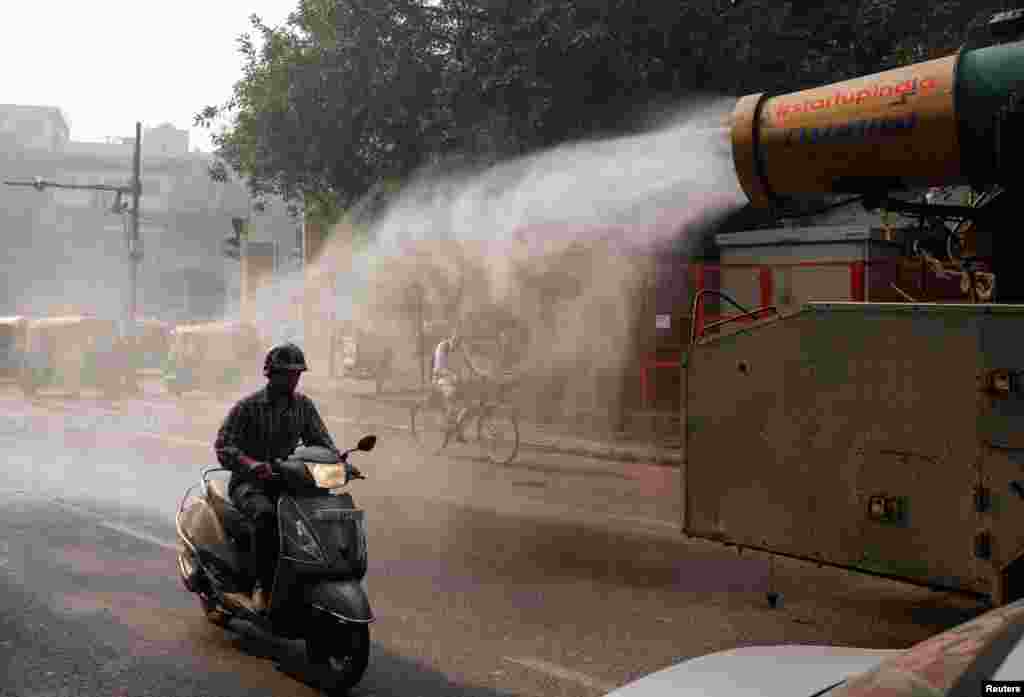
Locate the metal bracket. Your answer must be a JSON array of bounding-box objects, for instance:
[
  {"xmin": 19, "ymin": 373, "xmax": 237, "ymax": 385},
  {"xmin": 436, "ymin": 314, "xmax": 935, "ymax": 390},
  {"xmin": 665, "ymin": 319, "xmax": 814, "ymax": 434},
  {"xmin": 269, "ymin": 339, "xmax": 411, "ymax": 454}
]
[
  {"xmin": 976, "ymin": 486, "xmax": 992, "ymax": 513},
  {"xmin": 867, "ymin": 495, "xmax": 909, "ymax": 526},
  {"xmin": 975, "ymin": 531, "xmax": 993, "ymax": 560},
  {"xmin": 982, "ymin": 369, "xmax": 1024, "ymax": 398},
  {"xmin": 870, "ymin": 198, "xmax": 987, "ymax": 221}
]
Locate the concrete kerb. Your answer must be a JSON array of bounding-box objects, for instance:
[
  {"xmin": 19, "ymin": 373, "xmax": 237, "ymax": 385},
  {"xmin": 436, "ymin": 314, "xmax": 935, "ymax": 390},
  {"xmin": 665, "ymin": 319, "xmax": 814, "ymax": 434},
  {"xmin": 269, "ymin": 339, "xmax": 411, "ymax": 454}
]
[
  {"xmin": 343, "ymin": 415, "xmax": 682, "ymax": 467},
  {"xmin": 307, "ymin": 385, "xmax": 682, "ymax": 467}
]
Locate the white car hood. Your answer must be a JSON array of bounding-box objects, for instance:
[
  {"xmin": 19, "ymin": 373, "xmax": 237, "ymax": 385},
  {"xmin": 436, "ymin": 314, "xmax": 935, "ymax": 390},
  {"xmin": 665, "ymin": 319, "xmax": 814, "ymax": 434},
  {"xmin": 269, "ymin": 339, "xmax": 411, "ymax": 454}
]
[{"xmin": 604, "ymin": 645, "xmax": 903, "ymax": 697}]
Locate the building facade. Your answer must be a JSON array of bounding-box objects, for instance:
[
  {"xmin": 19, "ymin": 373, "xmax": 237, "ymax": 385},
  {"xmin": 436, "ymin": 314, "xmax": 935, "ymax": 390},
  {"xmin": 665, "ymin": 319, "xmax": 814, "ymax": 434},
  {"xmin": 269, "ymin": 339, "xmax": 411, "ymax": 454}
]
[
  {"xmin": 0, "ymin": 104, "xmax": 69, "ymax": 152},
  {"xmin": 0, "ymin": 107, "xmax": 301, "ymax": 330}
]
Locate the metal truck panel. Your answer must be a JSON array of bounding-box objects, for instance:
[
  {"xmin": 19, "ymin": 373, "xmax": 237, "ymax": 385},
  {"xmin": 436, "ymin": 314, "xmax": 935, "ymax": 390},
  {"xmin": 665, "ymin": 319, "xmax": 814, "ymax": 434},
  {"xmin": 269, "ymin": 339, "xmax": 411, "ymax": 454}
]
[
  {"xmin": 977, "ymin": 316, "xmax": 1024, "ymax": 590},
  {"xmin": 720, "ymin": 245, "xmax": 890, "ymax": 266},
  {"xmin": 715, "ymin": 228, "xmax": 903, "ymax": 309},
  {"xmin": 683, "ymin": 303, "xmax": 1024, "ymax": 596},
  {"xmin": 784, "ymin": 265, "xmax": 855, "ymax": 305},
  {"xmin": 715, "ymin": 226, "xmax": 898, "ymax": 248},
  {"xmin": 718, "ymin": 267, "xmax": 764, "ymax": 310}
]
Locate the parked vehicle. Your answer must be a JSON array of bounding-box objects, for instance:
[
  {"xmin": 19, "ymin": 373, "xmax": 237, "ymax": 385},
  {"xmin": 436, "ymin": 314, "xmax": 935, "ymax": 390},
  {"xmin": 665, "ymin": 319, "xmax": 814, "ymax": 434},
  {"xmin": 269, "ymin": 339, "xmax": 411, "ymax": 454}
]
[
  {"xmin": 163, "ymin": 320, "xmax": 263, "ymax": 397},
  {"xmin": 20, "ymin": 315, "xmax": 122, "ymax": 398},
  {"xmin": 600, "ymin": 598, "xmax": 1024, "ymax": 697},
  {"xmin": 134, "ymin": 318, "xmax": 172, "ymax": 372},
  {"xmin": 0, "ymin": 316, "xmax": 29, "ymax": 380},
  {"xmin": 333, "ymin": 320, "xmax": 395, "ymax": 394},
  {"xmin": 176, "ymin": 436, "xmax": 377, "ymax": 694}
]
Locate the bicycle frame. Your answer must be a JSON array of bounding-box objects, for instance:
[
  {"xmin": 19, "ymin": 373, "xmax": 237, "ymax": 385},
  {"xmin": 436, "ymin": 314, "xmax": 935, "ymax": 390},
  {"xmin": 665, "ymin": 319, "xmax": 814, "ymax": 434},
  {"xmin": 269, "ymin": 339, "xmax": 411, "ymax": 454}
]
[{"xmin": 453, "ymin": 379, "xmax": 512, "ymax": 432}]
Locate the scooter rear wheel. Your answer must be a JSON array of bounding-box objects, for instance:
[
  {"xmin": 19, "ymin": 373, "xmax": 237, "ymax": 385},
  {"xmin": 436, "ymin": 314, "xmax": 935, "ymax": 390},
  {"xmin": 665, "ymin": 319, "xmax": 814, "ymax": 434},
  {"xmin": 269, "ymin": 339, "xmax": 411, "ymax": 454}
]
[{"xmin": 307, "ymin": 622, "xmax": 370, "ymax": 694}]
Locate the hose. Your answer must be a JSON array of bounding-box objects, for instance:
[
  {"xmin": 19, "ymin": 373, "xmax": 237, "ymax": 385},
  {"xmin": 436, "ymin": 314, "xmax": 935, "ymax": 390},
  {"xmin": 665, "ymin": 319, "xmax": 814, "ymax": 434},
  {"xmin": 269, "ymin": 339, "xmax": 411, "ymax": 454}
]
[{"xmin": 688, "ymin": 289, "xmax": 754, "ymax": 346}]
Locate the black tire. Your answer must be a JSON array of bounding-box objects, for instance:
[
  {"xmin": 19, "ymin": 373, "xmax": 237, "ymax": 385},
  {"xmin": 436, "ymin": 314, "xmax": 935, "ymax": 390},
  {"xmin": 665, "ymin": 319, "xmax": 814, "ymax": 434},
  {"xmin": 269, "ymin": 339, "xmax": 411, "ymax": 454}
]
[
  {"xmin": 477, "ymin": 407, "xmax": 519, "ymax": 465},
  {"xmin": 410, "ymin": 401, "xmax": 450, "ymax": 455},
  {"xmin": 307, "ymin": 622, "xmax": 370, "ymax": 694},
  {"xmin": 200, "ymin": 594, "xmax": 230, "ymax": 627}
]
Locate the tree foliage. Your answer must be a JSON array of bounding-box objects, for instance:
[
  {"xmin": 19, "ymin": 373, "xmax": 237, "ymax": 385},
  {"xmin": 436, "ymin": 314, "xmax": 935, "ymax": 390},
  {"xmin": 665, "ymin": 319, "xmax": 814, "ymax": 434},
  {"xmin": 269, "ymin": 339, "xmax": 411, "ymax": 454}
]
[
  {"xmin": 196, "ymin": 0, "xmax": 450, "ymax": 214},
  {"xmin": 197, "ymin": 0, "xmax": 1008, "ymax": 214}
]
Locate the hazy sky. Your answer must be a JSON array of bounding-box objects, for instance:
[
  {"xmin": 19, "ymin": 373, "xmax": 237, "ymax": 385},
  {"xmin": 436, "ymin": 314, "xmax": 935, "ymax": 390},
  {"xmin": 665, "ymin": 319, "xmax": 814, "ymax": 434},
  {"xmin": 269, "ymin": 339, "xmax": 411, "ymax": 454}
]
[{"xmin": 2, "ymin": 1, "xmax": 297, "ymax": 152}]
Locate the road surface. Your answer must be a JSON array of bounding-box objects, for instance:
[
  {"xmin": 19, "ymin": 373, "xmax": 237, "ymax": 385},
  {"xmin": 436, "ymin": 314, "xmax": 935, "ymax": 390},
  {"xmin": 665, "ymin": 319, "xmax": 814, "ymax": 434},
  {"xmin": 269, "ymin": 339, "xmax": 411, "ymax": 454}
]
[{"xmin": 0, "ymin": 384, "xmax": 984, "ymax": 696}]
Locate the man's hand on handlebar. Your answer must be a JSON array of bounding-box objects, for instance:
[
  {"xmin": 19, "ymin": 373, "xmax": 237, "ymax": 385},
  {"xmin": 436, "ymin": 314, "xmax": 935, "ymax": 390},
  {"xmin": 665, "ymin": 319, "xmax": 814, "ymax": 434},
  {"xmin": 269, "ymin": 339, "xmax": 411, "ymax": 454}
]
[{"xmin": 250, "ymin": 461, "xmax": 275, "ymax": 480}]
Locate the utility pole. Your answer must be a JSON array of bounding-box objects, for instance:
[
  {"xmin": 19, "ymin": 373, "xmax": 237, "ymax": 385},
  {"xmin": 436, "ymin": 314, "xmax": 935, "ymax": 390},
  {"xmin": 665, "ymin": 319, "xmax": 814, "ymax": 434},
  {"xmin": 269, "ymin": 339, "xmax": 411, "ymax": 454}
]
[
  {"xmin": 128, "ymin": 121, "xmax": 142, "ymax": 336},
  {"xmin": 5, "ymin": 122, "xmax": 143, "ymax": 339}
]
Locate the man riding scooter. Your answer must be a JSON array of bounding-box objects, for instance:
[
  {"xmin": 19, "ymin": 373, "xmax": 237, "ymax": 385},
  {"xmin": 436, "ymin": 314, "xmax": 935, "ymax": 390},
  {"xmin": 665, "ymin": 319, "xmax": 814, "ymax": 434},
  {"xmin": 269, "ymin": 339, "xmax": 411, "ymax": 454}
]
[{"xmin": 213, "ymin": 342, "xmax": 354, "ymax": 613}]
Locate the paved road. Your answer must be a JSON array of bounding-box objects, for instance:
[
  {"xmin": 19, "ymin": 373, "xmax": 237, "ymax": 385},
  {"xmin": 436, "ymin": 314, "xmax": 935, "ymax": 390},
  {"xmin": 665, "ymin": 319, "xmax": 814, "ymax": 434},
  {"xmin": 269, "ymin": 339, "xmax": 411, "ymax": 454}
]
[{"xmin": 0, "ymin": 385, "xmax": 986, "ymax": 696}]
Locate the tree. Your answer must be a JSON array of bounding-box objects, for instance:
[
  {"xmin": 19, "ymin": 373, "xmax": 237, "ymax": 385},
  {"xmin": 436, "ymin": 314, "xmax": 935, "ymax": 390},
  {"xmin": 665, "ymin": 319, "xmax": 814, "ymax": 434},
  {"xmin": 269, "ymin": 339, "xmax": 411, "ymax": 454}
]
[{"xmin": 195, "ymin": 0, "xmax": 451, "ymax": 214}]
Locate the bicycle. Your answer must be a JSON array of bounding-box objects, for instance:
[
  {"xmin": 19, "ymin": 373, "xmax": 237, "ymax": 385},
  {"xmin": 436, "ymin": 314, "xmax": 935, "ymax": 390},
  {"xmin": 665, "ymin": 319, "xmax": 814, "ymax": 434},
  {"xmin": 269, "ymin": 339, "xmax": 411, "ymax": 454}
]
[{"xmin": 409, "ymin": 377, "xmax": 520, "ymax": 465}]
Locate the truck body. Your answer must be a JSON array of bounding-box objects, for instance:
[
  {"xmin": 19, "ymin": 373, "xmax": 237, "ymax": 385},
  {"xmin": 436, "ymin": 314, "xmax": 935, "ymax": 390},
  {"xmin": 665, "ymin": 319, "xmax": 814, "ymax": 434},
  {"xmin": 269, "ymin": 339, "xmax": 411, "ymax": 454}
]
[{"xmin": 687, "ymin": 18, "xmax": 1024, "ymax": 604}]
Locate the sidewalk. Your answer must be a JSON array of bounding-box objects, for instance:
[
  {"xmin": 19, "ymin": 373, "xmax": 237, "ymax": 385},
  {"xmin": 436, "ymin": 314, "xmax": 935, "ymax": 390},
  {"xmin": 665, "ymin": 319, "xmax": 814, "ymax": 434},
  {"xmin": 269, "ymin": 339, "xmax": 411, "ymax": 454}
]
[{"xmin": 305, "ymin": 377, "xmax": 683, "ymax": 467}]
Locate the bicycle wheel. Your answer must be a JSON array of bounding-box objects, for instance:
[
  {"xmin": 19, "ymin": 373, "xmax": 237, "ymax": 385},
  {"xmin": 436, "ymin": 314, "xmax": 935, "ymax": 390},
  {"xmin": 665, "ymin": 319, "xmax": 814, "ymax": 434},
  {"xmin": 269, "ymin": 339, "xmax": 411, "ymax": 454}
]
[
  {"xmin": 477, "ymin": 406, "xmax": 519, "ymax": 465},
  {"xmin": 410, "ymin": 400, "xmax": 451, "ymax": 455}
]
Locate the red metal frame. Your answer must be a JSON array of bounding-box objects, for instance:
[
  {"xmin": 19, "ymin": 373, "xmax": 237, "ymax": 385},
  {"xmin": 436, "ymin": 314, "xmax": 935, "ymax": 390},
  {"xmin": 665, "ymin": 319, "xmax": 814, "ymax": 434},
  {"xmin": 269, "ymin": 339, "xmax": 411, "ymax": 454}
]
[
  {"xmin": 850, "ymin": 260, "xmax": 866, "ymax": 302},
  {"xmin": 640, "ymin": 357, "xmax": 685, "ymax": 409},
  {"xmin": 638, "ymin": 258, "xmax": 890, "ymax": 409},
  {"xmin": 759, "ymin": 266, "xmax": 774, "ymax": 307},
  {"xmin": 692, "ymin": 262, "xmax": 706, "ymax": 339}
]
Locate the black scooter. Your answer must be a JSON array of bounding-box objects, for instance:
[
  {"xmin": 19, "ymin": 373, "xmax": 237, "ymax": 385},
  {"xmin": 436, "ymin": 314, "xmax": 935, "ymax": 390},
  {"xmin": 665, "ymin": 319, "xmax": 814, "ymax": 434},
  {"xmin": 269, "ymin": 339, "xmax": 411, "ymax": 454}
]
[{"xmin": 176, "ymin": 435, "xmax": 376, "ymax": 693}]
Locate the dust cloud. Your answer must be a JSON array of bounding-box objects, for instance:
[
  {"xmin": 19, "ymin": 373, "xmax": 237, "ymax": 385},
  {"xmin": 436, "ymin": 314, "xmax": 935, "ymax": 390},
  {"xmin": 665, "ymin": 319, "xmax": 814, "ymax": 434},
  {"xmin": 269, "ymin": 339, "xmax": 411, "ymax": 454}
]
[{"xmin": 284, "ymin": 97, "xmax": 747, "ymax": 422}]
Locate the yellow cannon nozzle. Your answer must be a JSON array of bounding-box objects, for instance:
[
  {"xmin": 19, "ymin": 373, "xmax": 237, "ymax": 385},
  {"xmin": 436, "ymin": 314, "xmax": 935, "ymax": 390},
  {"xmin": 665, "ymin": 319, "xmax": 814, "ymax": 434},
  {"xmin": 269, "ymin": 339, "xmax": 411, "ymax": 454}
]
[{"xmin": 730, "ymin": 39, "xmax": 1024, "ymax": 207}]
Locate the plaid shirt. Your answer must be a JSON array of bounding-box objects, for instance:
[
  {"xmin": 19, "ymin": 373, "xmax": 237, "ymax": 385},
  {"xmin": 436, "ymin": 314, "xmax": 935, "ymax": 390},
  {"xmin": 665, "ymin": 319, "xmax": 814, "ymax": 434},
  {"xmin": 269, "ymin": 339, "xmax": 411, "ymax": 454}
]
[{"xmin": 215, "ymin": 387, "xmax": 339, "ymax": 492}]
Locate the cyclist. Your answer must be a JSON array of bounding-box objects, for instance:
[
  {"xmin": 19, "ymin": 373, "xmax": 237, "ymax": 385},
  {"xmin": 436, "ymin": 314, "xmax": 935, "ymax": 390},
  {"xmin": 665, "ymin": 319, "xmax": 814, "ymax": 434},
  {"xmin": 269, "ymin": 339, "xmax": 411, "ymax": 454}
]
[{"xmin": 431, "ymin": 330, "xmax": 486, "ymax": 442}]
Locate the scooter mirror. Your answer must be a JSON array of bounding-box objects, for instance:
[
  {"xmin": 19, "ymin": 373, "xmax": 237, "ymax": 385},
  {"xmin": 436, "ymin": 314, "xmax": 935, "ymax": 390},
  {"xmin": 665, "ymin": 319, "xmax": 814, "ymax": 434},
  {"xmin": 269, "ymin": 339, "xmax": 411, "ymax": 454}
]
[{"xmin": 357, "ymin": 435, "xmax": 377, "ymax": 452}]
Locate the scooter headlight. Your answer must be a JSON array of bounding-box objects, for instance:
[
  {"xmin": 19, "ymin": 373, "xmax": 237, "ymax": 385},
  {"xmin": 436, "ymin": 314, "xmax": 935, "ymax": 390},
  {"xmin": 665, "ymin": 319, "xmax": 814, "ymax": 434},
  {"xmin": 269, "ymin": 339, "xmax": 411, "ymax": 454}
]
[{"xmin": 286, "ymin": 517, "xmax": 326, "ymax": 563}]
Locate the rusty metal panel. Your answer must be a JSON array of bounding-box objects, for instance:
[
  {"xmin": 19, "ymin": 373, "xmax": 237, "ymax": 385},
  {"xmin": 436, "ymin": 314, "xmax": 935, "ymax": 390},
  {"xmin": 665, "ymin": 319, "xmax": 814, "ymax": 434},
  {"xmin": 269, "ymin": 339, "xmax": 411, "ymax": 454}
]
[
  {"xmin": 978, "ymin": 310, "xmax": 1024, "ymax": 588},
  {"xmin": 685, "ymin": 302, "xmax": 988, "ymax": 593},
  {"xmin": 716, "ymin": 226, "xmax": 901, "ymax": 264},
  {"xmin": 791, "ymin": 265, "xmax": 851, "ymax": 303},
  {"xmin": 719, "ymin": 267, "xmax": 762, "ymax": 310}
]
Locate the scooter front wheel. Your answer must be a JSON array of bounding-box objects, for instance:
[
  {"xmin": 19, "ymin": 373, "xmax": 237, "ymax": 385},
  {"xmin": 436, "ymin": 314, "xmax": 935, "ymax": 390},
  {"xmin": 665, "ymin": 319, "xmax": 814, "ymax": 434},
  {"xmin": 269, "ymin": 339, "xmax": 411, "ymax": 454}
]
[{"xmin": 307, "ymin": 622, "xmax": 370, "ymax": 694}]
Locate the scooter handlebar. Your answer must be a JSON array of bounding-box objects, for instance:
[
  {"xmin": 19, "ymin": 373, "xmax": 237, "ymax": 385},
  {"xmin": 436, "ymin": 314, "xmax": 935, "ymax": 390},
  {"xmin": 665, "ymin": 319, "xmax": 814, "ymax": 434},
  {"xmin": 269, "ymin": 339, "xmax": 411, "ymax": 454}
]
[{"xmin": 259, "ymin": 453, "xmax": 368, "ymax": 483}]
